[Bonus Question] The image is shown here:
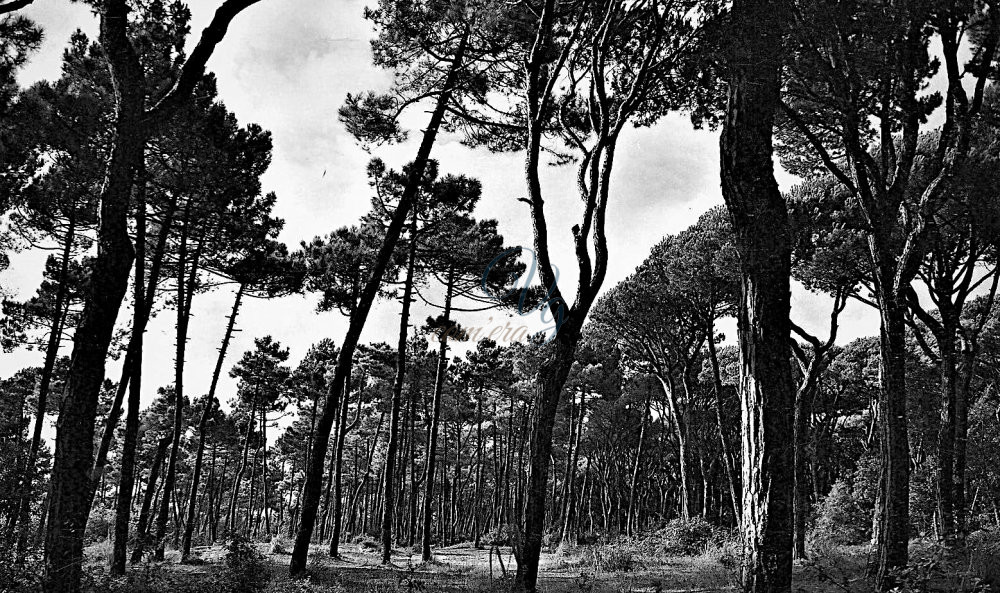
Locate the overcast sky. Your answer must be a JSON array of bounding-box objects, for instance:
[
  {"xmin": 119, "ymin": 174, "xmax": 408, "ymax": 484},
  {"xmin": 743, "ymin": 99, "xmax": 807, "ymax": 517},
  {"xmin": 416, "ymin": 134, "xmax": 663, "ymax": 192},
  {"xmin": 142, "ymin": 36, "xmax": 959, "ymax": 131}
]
[{"xmin": 2, "ymin": 0, "xmax": 879, "ymax": 415}]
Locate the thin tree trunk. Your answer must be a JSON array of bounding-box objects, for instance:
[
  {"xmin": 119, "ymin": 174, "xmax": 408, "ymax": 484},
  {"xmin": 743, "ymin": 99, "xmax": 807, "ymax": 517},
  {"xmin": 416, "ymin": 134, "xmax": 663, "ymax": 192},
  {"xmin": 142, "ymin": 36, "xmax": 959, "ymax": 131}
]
[
  {"xmin": 111, "ymin": 175, "xmax": 145, "ymax": 575},
  {"xmin": 626, "ymin": 383, "xmax": 653, "ymax": 536},
  {"xmin": 131, "ymin": 436, "xmax": 171, "ymax": 564},
  {"xmin": 707, "ymin": 328, "xmax": 741, "ymax": 524},
  {"xmin": 420, "ymin": 274, "xmax": 455, "ymax": 561},
  {"xmin": 182, "ymin": 284, "xmax": 244, "ymax": 559},
  {"xmin": 13, "ymin": 215, "xmax": 75, "ymax": 559},
  {"xmin": 382, "ymin": 204, "xmax": 418, "ymax": 563},
  {"xmin": 289, "ymin": 32, "xmax": 468, "ymax": 575}
]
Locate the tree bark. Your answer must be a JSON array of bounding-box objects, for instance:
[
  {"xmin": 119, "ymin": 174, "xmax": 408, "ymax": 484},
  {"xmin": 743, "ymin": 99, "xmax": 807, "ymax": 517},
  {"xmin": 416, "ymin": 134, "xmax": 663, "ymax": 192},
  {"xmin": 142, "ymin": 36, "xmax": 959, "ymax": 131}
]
[
  {"xmin": 719, "ymin": 0, "xmax": 795, "ymax": 589},
  {"xmin": 43, "ymin": 3, "xmax": 142, "ymax": 588}
]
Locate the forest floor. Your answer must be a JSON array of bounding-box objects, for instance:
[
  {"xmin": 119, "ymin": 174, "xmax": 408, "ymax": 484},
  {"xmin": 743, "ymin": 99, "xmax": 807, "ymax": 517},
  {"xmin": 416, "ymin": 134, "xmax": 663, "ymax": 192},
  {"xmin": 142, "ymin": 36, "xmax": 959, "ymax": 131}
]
[{"xmin": 77, "ymin": 532, "xmax": 1000, "ymax": 593}]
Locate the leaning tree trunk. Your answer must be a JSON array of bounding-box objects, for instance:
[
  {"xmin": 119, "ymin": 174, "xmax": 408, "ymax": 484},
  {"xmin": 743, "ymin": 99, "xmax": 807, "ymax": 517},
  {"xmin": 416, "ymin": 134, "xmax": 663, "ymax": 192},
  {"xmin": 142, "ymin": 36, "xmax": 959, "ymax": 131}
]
[
  {"xmin": 719, "ymin": 0, "xmax": 795, "ymax": 589},
  {"xmin": 12, "ymin": 215, "xmax": 75, "ymax": 559},
  {"xmin": 90, "ymin": 194, "xmax": 177, "ymax": 509},
  {"xmin": 381, "ymin": 204, "xmax": 418, "ymax": 563},
  {"xmin": 111, "ymin": 175, "xmax": 146, "ymax": 575},
  {"xmin": 707, "ymin": 328, "xmax": 741, "ymax": 524},
  {"xmin": 289, "ymin": 33, "xmax": 468, "ymax": 575},
  {"xmin": 421, "ymin": 276, "xmax": 454, "ymax": 562},
  {"xmin": 181, "ymin": 283, "xmax": 245, "ymax": 559},
  {"xmin": 514, "ymin": 326, "xmax": 581, "ymax": 591},
  {"xmin": 43, "ymin": 3, "xmax": 143, "ymax": 587},
  {"xmin": 154, "ymin": 212, "xmax": 199, "ymax": 561},
  {"xmin": 131, "ymin": 435, "xmax": 172, "ymax": 564}
]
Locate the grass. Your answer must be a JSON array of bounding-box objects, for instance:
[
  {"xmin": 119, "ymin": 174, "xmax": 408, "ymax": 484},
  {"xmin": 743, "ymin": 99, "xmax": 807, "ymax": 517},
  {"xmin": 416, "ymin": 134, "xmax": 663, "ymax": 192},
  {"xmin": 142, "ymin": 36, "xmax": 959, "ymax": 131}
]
[{"xmin": 61, "ymin": 528, "xmax": 1000, "ymax": 593}]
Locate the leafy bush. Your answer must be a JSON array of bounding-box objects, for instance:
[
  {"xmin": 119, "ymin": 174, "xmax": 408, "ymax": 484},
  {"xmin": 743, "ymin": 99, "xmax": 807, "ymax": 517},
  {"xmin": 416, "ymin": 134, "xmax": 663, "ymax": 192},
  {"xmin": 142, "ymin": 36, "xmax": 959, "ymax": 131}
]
[
  {"xmin": 969, "ymin": 529, "xmax": 1000, "ymax": 590},
  {"xmin": 595, "ymin": 545, "xmax": 638, "ymax": 572},
  {"xmin": 269, "ymin": 535, "xmax": 288, "ymax": 555},
  {"xmin": 813, "ymin": 479, "xmax": 870, "ymax": 545},
  {"xmin": 646, "ymin": 518, "xmax": 718, "ymax": 556},
  {"xmin": 214, "ymin": 535, "xmax": 270, "ymax": 593},
  {"xmin": 0, "ymin": 554, "xmax": 45, "ymax": 593}
]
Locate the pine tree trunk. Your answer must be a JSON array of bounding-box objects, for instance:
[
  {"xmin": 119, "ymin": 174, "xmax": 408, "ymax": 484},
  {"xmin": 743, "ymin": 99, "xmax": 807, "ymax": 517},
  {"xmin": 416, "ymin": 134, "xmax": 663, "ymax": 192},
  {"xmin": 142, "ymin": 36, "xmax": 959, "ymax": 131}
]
[
  {"xmin": 13, "ymin": 215, "xmax": 75, "ymax": 559},
  {"xmin": 111, "ymin": 177, "xmax": 145, "ymax": 575},
  {"xmin": 719, "ymin": 0, "xmax": 795, "ymax": 588},
  {"xmin": 381, "ymin": 205, "xmax": 418, "ymax": 563},
  {"xmin": 421, "ymin": 274, "xmax": 454, "ymax": 561},
  {"xmin": 708, "ymin": 329, "xmax": 741, "ymax": 524},
  {"xmin": 131, "ymin": 435, "xmax": 171, "ymax": 564},
  {"xmin": 514, "ymin": 329, "xmax": 580, "ymax": 591},
  {"xmin": 872, "ymin": 299, "xmax": 910, "ymax": 587},
  {"xmin": 182, "ymin": 283, "xmax": 244, "ymax": 559},
  {"xmin": 289, "ymin": 33, "xmax": 468, "ymax": 575},
  {"xmin": 154, "ymin": 212, "xmax": 198, "ymax": 561},
  {"xmin": 43, "ymin": 3, "xmax": 143, "ymax": 585},
  {"xmin": 626, "ymin": 384, "xmax": 653, "ymax": 535}
]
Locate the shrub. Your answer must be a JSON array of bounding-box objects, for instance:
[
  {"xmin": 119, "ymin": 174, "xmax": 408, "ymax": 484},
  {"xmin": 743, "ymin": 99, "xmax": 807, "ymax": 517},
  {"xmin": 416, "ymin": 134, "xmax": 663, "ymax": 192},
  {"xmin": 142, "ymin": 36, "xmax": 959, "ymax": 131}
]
[
  {"xmin": 813, "ymin": 480, "xmax": 870, "ymax": 545},
  {"xmin": 969, "ymin": 529, "xmax": 1000, "ymax": 590},
  {"xmin": 269, "ymin": 535, "xmax": 287, "ymax": 555},
  {"xmin": 595, "ymin": 545, "xmax": 637, "ymax": 572},
  {"xmin": 0, "ymin": 554, "xmax": 45, "ymax": 593},
  {"xmin": 646, "ymin": 518, "xmax": 718, "ymax": 556},
  {"xmin": 214, "ymin": 535, "xmax": 270, "ymax": 593}
]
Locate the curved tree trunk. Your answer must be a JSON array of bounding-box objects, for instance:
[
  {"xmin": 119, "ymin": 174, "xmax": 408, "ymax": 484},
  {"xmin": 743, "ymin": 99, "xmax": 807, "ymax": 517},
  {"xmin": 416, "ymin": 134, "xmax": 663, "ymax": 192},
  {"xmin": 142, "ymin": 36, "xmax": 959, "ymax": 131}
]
[
  {"xmin": 719, "ymin": 0, "xmax": 795, "ymax": 588},
  {"xmin": 43, "ymin": 3, "xmax": 143, "ymax": 586}
]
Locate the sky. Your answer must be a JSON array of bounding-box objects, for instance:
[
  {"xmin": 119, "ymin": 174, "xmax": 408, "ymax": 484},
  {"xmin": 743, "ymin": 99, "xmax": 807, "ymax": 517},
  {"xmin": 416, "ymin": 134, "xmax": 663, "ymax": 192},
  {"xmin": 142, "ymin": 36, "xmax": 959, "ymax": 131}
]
[{"xmin": 1, "ymin": 0, "xmax": 880, "ymax": 417}]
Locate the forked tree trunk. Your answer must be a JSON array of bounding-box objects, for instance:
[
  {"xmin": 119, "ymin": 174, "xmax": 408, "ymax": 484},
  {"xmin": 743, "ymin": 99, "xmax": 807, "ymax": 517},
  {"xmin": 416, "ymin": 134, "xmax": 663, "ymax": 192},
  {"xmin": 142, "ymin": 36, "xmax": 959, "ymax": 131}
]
[{"xmin": 43, "ymin": 4, "xmax": 142, "ymax": 586}]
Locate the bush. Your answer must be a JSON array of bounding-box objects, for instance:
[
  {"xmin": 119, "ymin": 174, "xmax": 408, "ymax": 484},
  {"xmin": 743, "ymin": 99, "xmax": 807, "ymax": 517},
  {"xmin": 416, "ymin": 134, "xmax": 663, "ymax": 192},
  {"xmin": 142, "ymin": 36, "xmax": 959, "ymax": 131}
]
[
  {"xmin": 646, "ymin": 518, "xmax": 718, "ymax": 556},
  {"xmin": 595, "ymin": 545, "xmax": 638, "ymax": 572},
  {"xmin": 0, "ymin": 554, "xmax": 45, "ymax": 593},
  {"xmin": 269, "ymin": 535, "xmax": 288, "ymax": 555},
  {"xmin": 813, "ymin": 480, "xmax": 870, "ymax": 545},
  {"xmin": 214, "ymin": 535, "xmax": 270, "ymax": 593},
  {"xmin": 969, "ymin": 529, "xmax": 1000, "ymax": 590}
]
